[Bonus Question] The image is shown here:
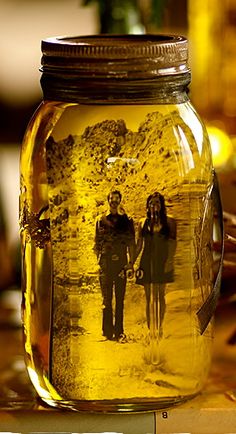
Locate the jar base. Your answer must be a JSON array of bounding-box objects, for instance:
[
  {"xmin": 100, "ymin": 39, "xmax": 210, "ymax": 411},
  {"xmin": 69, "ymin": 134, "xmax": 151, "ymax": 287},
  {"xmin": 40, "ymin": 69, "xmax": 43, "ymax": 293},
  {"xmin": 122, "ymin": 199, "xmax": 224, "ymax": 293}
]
[{"xmin": 41, "ymin": 393, "xmax": 199, "ymax": 413}]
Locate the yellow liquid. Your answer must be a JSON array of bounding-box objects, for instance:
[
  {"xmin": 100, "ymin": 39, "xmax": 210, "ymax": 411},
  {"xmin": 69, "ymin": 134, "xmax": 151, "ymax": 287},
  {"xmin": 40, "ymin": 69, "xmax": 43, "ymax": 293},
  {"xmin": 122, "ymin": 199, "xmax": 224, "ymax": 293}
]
[{"xmin": 20, "ymin": 101, "xmax": 214, "ymax": 411}]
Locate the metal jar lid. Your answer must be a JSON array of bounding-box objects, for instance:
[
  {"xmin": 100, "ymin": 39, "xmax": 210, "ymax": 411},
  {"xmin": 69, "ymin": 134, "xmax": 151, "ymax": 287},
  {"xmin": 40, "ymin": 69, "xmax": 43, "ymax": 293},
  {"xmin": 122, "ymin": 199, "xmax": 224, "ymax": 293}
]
[{"xmin": 40, "ymin": 34, "xmax": 190, "ymax": 102}]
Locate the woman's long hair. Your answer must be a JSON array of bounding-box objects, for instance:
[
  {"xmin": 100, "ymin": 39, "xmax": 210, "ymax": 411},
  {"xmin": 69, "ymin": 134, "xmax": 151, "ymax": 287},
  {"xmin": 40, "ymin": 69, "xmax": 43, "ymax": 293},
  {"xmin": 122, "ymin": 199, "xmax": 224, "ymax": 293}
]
[{"xmin": 146, "ymin": 192, "xmax": 169, "ymax": 237}]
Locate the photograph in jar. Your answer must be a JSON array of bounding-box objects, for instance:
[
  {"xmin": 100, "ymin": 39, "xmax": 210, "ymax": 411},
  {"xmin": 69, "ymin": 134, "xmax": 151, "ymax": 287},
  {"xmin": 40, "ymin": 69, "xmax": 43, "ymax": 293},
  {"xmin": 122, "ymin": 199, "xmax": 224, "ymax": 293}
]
[{"xmin": 45, "ymin": 106, "xmax": 213, "ymax": 401}]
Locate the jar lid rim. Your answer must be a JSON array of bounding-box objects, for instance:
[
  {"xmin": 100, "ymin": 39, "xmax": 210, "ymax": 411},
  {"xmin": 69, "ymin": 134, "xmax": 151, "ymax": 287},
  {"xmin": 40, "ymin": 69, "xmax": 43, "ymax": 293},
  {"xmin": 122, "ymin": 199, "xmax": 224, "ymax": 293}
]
[{"xmin": 41, "ymin": 34, "xmax": 188, "ymax": 61}]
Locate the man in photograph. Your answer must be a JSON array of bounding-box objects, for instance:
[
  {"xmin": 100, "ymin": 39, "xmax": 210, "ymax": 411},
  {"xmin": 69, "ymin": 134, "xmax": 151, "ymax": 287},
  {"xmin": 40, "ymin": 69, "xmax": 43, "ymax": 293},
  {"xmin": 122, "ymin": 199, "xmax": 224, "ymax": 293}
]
[{"xmin": 94, "ymin": 190, "xmax": 135, "ymax": 342}]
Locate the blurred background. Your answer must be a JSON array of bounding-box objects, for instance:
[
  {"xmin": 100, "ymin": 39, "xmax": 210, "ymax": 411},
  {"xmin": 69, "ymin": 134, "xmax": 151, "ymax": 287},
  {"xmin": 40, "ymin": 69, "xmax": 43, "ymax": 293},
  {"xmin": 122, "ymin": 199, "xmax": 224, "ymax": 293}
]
[{"xmin": 0, "ymin": 0, "xmax": 236, "ymax": 324}]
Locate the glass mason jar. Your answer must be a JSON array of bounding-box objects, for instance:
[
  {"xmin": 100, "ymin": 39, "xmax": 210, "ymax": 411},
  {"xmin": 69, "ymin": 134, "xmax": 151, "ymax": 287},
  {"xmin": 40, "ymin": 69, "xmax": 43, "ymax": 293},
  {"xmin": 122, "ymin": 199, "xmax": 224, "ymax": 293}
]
[{"xmin": 20, "ymin": 35, "xmax": 220, "ymax": 412}]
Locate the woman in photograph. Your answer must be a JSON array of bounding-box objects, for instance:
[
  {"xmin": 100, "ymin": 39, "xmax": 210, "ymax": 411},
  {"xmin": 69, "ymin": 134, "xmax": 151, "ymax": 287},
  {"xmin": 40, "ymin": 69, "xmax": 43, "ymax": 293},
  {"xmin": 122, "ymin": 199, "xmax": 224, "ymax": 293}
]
[{"xmin": 135, "ymin": 192, "xmax": 177, "ymax": 338}]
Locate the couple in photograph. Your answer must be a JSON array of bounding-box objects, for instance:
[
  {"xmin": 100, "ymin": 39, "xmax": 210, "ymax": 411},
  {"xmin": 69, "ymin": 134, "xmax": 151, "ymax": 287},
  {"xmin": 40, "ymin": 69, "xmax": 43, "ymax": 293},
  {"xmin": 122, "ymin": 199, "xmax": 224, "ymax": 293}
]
[{"xmin": 94, "ymin": 189, "xmax": 177, "ymax": 343}]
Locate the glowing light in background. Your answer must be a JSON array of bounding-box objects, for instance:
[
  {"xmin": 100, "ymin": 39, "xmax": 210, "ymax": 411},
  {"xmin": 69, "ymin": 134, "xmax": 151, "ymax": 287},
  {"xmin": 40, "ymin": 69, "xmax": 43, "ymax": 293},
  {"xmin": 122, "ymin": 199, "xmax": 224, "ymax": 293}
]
[{"xmin": 206, "ymin": 126, "xmax": 233, "ymax": 167}]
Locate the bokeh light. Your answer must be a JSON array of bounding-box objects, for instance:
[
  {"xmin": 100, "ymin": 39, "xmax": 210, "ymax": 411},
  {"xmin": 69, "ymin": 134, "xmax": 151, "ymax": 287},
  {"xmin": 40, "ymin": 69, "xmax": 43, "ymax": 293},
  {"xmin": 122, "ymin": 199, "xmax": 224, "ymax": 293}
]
[{"xmin": 207, "ymin": 125, "xmax": 233, "ymax": 168}]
